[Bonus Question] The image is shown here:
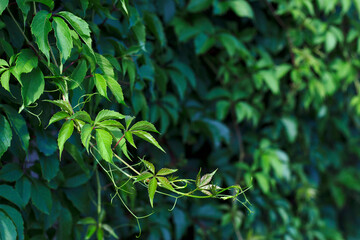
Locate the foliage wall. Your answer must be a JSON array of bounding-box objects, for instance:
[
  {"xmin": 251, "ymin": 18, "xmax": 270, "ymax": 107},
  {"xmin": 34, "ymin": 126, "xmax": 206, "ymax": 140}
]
[{"xmin": 0, "ymin": 0, "xmax": 360, "ymax": 239}]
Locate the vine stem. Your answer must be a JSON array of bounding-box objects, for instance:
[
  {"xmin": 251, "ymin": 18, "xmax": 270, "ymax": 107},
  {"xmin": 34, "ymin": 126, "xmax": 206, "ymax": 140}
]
[{"xmin": 113, "ymin": 133, "xmax": 125, "ymax": 150}]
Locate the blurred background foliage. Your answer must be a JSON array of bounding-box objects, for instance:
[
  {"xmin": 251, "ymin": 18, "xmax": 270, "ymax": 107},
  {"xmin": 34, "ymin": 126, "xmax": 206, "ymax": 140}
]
[{"xmin": 1, "ymin": 0, "xmax": 360, "ymax": 239}]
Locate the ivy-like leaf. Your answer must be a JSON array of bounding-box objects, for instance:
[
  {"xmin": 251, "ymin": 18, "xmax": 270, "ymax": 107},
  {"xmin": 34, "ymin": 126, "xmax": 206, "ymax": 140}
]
[
  {"xmin": 0, "ymin": 115, "xmax": 12, "ymax": 159},
  {"xmin": 25, "ymin": 0, "xmax": 54, "ymax": 10},
  {"xmin": 0, "ymin": 204, "xmax": 24, "ymax": 240},
  {"xmin": 95, "ymin": 54, "xmax": 114, "ymax": 78},
  {"xmin": 47, "ymin": 111, "xmax": 70, "ymax": 127},
  {"xmin": 95, "ymin": 129, "xmax": 113, "ymax": 163},
  {"xmin": 81, "ymin": 124, "xmax": 92, "ymax": 152},
  {"xmin": 132, "ymin": 130, "xmax": 165, "ymax": 152},
  {"xmin": 20, "ymin": 68, "xmax": 44, "ymax": 107},
  {"xmin": 148, "ymin": 177, "xmax": 157, "ymax": 208},
  {"xmin": 125, "ymin": 131, "xmax": 136, "ymax": 148},
  {"xmin": 157, "ymin": 176, "xmax": 174, "ymax": 191},
  {"xmin": 31, "ymin": 179, "xmax": 52, "ymax": 214},
  {"xmin": 94, "ymin": 109, "xmax": 125, "ymax": 123},
  {"xmin": 52, "ymin": 16, "xmax": 73, "ymax": 64},
  {"xmin": 30, "ymin": 10, "xmax": 52, "ymax": 60},
  {"xmin": 69, "ymin": 59, "xmax": 87, "ymax": 89},
  {"xmin": 130, "ymin": 121, "xmax": 159, "ymax": 133},
  {"xmin": 58, "ymin": 120, "xmax": 74, "ymax": 159},
  {"xmin": 157, "ymin": 168, "xmax": 178, "ymax": 176},
  {"xmin": 0, "ymin": 184, "xmax": 24, "ymax": 208},
  {"xmin": 94, "ymin": 74, "xmax": 108, "ymax": 99}
]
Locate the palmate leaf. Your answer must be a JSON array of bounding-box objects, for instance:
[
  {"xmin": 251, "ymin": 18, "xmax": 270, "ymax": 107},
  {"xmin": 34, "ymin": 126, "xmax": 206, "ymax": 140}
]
[
  {"xmin": 142, "ymin": 159, "xmax": 155, "ymax": 174},
  {"xmin": 135, "ymin": 171, "xmax": 153, "ymax": 183},
  {"xmin": 71, "ymin": 111, "xmax": 92, "ymax": 123},
  {"xmin": 157, "ymin": 176, "xmax": 174, "ymax": 191},
  {"xmin": 130, "ymin": 121, "xmax": 159, "ymax": 133},
  {"xmin": 30, "ymin": 10, "xmax": 52, "ymax": 61},
  {"xmin": 81, "ymin": 124, "xmax": 93, "ymax": 152},
  {"xmin": 58, "ymin": 120, "xmax": 74, "ymax": 159},
  {"xmin": 94, "ymin": 74, "xmax": 108, "ymax": 99},
  {"xmin": 157, "ymin": 168, "xmax": 178, "ymax": 176},
  {"xmin": 47, "ymin": 111, "xmax": 70, "ymax": 127},
  {"xmin": 105, "ymin": 76, "xmax": 125, "ymax": 105},
  {"xmin": 197, "ymin": 169, "xmax": 217, "ymax": 188}
]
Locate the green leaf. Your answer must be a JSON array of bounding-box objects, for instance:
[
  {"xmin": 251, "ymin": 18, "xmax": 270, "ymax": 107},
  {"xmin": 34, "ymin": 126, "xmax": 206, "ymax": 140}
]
[
  {"xmin": 135, "ymin": 172, "xmax": 153, "ymax": 183},
  {"xmin": 53, "ymin": 16, "xmax": 73, "ymax": 63},
  {"xmin": 142, "ymin": 159, "xmax": 155, "ymax": 174},
  {"xmin": 194, "ymin": 33, "xmax": 215, "ymax": 55},
  {"xmin": 106, "ymin": 76, "xmax": 125, "ymax": 105},
  {"xmin": 45, "ymin": 100, "xmax": 73, "ymax": 114},
  {"xmin": 69, "ymin": 59, "xmax": 87, "ymax": 89},
  {"xmin": 216, "ymin": 100, "xmax": 230, "ymax": 121},
  {"xmin": 148, "ymin": 177, "xmax": 157, "ymax": 208},
  {"xmin": 325, "ymin": 30, "xmax": 337, "ymax": 53},
  {"xmin": 77, "ymin": 217, "xmax": 97, "ymax": 225},
  {"xmin": 35, "ymin": 131, "xmax": 57, "ymax": 157},
  {"xmin": 86, "ymin": 225, "xmax": 97, "ymax": 240},
  {"xmin": 0, "ymin": 1, "xmax": 8, "ymax": 15},
  {"xmin": 281, "ymin": 117, "xmax": 298, "ymax": 143},
  {"xmin": 94, "ymin": 109, "xmax": 125, "ymax": 123},
  {"xmin": 122, "ymin": 58, "xmax": 136, "ymax": 92},
  {"xmin": 80, "ymin": 124, "xmax": 92, "ymax": 152},
  {"xmin": 0, "ymin": 205, "xmax": 24, "ymax": 240},
  {"xmin": 132, "ymin": 130, "xmax": 165, "ymax": 152},
  {"xmin": 58, "ymin": 208, "xmax": 72, "ymax": 239},
  {"xmin": 132, "ymin": 21, "xmax": 146, "ymax": 47},
  {"xmin": 30, "ymin": 10, "xmax": 52, "ymax": 60},
  {"xmin": 230, "ymin": 0, "xmax": 254, "ymax": 19},
  {"xmin": 13, "ymin": 49, "xmax": 38, "ymax": 79},
  {"xmin": 20, "ymin": 68, "xmax": 45, "ymax": 107},
  {"xmin": 71, "ymin": 111, "xmax": 92, "ymax": 123},
  {"xmin": 187, "ymin": 0, "xmax": 212, "ymax": 13},
  {"xmin": 65, "ymin": 142, "xmax": 90, "ymax": 175},
  {"xmin": 144, "ymin": 12, "xmax": 166, "ymax": 47},
  {"xmin": 157, "ymin": 176, "xmax": 174, "ymax": 191},
  {"xmin": 255, "ymin": 172, "xmax": 270, "ymax": 194},
  {"xmin": 0, "ymin": 184, "xmax": 24, "ymax": 208},
  {"xmin": 102, "ymin": 224, "xmax": 118, "ymax": 239},
  {"xmin": 25, "ymin": 0, "xmax": 54, "ymax": 9},
  {"xmin": 0, "ymin": 163, "xmax": 22, "ymax": 182},
  {"xmin": 198, "ymin": 169, "xmax": 217, "ymax": 187},
  {"xmin": 40, "ymin": 155, "xmax": 60, "ymax": 181},
  {"xmin": 196, "ymin": 169, "xmax": 202, "ymax": 187},
  {"xmin": 260, "ymin": 70, "xmax": 279, "ymax": 94},
  {"xmin": 16, "ymin": 0, "xmax": 30, "ymax": 23},
  {"xmin": 157, "ymin": 168, "xmax": 178, "ymax": 176},
  {"xmin": 95, "ymin": 129, "xmax": 113, "ymax": 163},
  {"xmin": 0, "ymin": 70, "xmax": 10, "ymax": 92},
  {"xmin": 47, "ymin": 111, "xmax": 70, "ymax": 127},
  {"xmin": 58, "ymin": 120, "xmax": 74, "ymax": 159},
  {"xmin": 0, "ymin": 115, "xmax": 12, "ymax": 159},
  {"xmin": 125, "ymin": 116, "xmax": 135, "ymax": 129},
  {"xmin": 0, "ymin": 210, "xmax": 17, "ymax": 240},
  {"xmin": 99, "ymin": 120, "xmax": 124, "ymax": 129},
  {"xmin": 130, "ymin": 121, "xmax": 159, "ymax": 133},
  {"xmin": 15, "ymin": 177, "xmax": 31, "ymax": 206},
  {"xmin": 125, "ymin": 131, "xmax": 136, "ymax": 148},
  {"xmin": 2, "ymin": 105, "xmax": 29, "ymax": 154},
  {"xmin": 31, "ymin": 180, "xmax": 52, "ymax": 214},
  {"xmin": 95, "ymin": 54, "xmax": 114, "ymax": 78},
  {"xmin": 94, "ymin": 74, "xmax": 108, "ymax": 99},
  {"xmin": 57, "ymin": 11, "xmax": 92, "ymax": 49}
]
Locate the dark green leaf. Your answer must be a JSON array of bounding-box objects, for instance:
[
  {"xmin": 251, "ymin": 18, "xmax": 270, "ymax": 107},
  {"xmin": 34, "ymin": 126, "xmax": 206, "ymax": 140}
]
[
  {"xmin": 2, "ymin": 105, "xmax": 29, "ymax": 154},
  {"xmin": 40, "ymin": 155, "xmax": 59, "ymax": 181},
  {"xmin": 13, "ymin": 49, "xmax": 38, "ymax": 79},
  {"xmin": 31, "ymin": 179, "xmax": 52, "ymax": 214},
  {"xmin": 0, "ymin": 163, "xmax": 22, "ymax": 182},
  {"xmin": 0, "ymin": 115, "xmax": 12, "ymax": 159},
  {"xmin": 25, "ymin": 0, "xmax": 54, "ymax": 9},
  {"xmin": 0, "ymin": 184, "xmax": 24, "ymax": 208},
  {"xmin": 0, "ymin": 205, "xmax": 24, "ymax": 240},
  {"xmin": 69, "ymin": 59, "xmax": 87, "ymax": 89},
  {"xmin": 15, "ymin": 177, "xmax": 31, "ymax": 206},
  {"xmin": 0, "ymin": 210, "xmax": 17, "ymax": 240}
]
